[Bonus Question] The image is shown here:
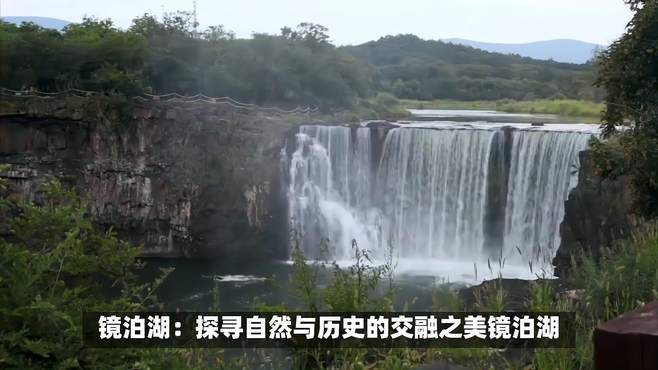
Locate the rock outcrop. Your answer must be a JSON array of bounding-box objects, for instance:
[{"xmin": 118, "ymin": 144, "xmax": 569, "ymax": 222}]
[
  {"xmin": 554, "ymin": 149, "xmax": 635, "ymax": 276},
  {"xmin": 0, "ymin": 96, "xmax": 306, "ymax": 258}
]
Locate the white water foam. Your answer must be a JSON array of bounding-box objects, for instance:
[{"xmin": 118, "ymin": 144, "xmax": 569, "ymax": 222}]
[{"xmin": 285, "ymin": 123, "xmax": 593, "ymax": 283}]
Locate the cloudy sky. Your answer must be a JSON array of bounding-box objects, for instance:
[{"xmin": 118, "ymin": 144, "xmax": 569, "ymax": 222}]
[{"xmin": 2, "ymin": 0, "xmax": 633, "ymax": 46}]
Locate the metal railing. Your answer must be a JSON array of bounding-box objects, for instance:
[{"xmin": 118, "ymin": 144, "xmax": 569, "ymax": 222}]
[{"xmin": 1, "ymin": 88, "xmax": 319, "ymax": 114}]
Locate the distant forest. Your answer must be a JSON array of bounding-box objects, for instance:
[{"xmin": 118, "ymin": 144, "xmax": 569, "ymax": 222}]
[{"xmin": 0, "ymin": 12, "xmax": 602, "ymax": 109}]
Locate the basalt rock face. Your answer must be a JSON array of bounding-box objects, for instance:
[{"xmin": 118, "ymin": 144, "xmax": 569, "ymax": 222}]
[
  {"xmin": 554, "ymin": 149, "xmax": 635, "ymax": 276},
  {"xmin": 0, "ymin": 97, "xmax": 301, "ymax": 258}
]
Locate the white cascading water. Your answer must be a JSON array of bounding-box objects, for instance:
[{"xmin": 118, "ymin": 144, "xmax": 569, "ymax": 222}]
[
  {"xmin": 377, "ymin": 128, "xmax": 495, "ymax": 260},
  {"xmin": 285, "ymin": 124, "xmax": 593, "ymax": 281},
  {"xmin": 287, "ymin": 126, "xmax": 381, "ymax": 259},
  {"xmin": 502, "ymin": 130, "xmax": 590, "ymax": 267}
]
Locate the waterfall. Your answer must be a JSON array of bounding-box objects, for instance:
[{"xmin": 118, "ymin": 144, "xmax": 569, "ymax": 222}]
[
  {"xmin": 377, "ymin": 128, "xmax": 496, "ymax": 260},
  {"xmin": 502, "ymin": 130, "xmax": 591, "ymax": 267},
  {"xmin": 287, "ymin": 126, "xmax": 381, "ymax": 259},
  {"xmin": 285, "ymin": 124, "xmax": 592, "ymax": 279}
]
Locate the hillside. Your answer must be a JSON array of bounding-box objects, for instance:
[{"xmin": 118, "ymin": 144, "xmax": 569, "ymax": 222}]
[
  {"xmin": 343, "ymin": 34, "xmax": 601, "ymax": 101},
  {"xmin": 443, "ymin": 38, "xmax": 602, "ymax": 64}
]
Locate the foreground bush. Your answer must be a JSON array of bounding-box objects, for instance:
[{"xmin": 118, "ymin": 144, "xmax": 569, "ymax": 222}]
[
  {"xmin": 0, "ymin": 177, "xmax": 183, "ymax": 369},
  {"xmin": 3, "ymin": 175, "xmax": 657, "ymax": 369}
]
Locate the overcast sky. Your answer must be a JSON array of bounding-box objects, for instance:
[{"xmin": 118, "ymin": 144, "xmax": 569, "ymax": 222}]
[{"xmin": 2, "ymin": 0, "xmax": 634, "ymax": 46}]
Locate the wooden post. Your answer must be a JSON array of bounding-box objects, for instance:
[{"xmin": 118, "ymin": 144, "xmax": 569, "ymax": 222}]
[{"xmin": 594, "ymin": 300, "xmax": 658, "ymax": 370}]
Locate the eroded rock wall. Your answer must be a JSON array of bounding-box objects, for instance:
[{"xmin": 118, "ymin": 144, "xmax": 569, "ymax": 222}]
[
  {"xmin": 0, "ymin": 97, "xmax": 303, "ymax": 258},
  {"xmin": 554, "ymin": 149, "xmax": 635, "ymax": 276}
]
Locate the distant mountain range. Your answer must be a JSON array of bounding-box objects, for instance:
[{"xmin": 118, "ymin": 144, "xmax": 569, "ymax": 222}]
[
  {"xmin": 443, "ymin": 38, "xmax": 603, "ymax": 64},
  {"xmin": 1, "ymin": 16, "xmax": 70, "ymax": 30}
]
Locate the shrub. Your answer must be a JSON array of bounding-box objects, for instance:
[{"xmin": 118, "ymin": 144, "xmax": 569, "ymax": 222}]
[{"xmin": 0, "ymin": 177, "xmax": 183, "ymax": 369}]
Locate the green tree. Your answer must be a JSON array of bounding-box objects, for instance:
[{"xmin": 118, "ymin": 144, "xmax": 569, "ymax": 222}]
[
  {"xmin": 202, "ymin": 25, "xmax": 235, "ymax": 42},
  {"xmin": 0, "ymin": 177, "xmax": 181, "ymax": 368},
  {"xmin": 343, "ymin": 34, "xmax": 598, "ymax": 101},
  {"xmin": 596, "ymin": 0, "xmax": 658, "ymax": 215},
  {"xmin": 0, "ymin": 12, "xmax": 599, "ymax": 111},
  {"xmin": 281, "ymin": 22, "xmax": 330, "ymax": 46}
]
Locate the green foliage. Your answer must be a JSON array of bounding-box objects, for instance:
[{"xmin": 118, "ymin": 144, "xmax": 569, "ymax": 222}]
[
  {"xmin": 0, "ymin": 17, "xmax": 147, "ymax": 93},
  {"xmin": 494, "ymin": 99, "xmax": 602, "ymax": 118},
  {"xmin": 322, "ymin": 243, "xmax": 394, "ymax": 312},
  {"xmin": 590, "ymin": 137, "xmax": 627, "ymax": 178},
  {"xmin": 595, "ymin": 0, "xmax": 658, "ymax": 216},
  {"xmin": 286, "ymin": 237, "xmax": 396, "ymax": 315},
  {"xmin": 526, "ymin": 280, "xmax": 554, "ymax": 312},
  {"xmin": 344, "ymin": 93, "xmax": 410, "ymax": 121},
  {"xmin": 256, "ymin": 235, "xmax": 400, "ymax": 369},
  {"xmin": 288, "ymin": 230, "xmax": 321, "ymax": 312},
  {"xmin": 281, "ymin": 23, "xmax": 331, "ymax": 49},
  {"xmin": 570, "ymin": 224, "xmax": 658, "ymax": 323},
  {"xmin": 532, "ymin": 347, "xmax": 573, "ymax": 370},
  {"xmin": 0, "ymin": 178, "xmax": 188, "ymax": 369},
  {"xmin": 203, "ymin": 25, "xmax": 235, "ymax": 42},
  {"xmin": 538, "ymin": 223, "xmax": 658, "ymax": 370},
  {"xmin": 374, "ymin": 92, "xmax": 399, "ymax": 107},
  {"xmin": 1, "ymin": 16, "xmax": 601, "ymax": 113},
  {"xmin": 525, "ymin": 281, "xmax": 575, "ymax": 370},
  {"xmin": 473, "ymin": 278, "xmax": 508, "ymax": 312},
  {"xmin": 10, "ymin": 175, "xmax": 655, "ymax": 369},
  {"xmin": 424, "ymin": 225, "xmax": 658, "ymax": 370},
  {"xmin": 344, "ymin": 34, "xmax": 601, "ymax": 102},
  {"xmin": 431, "ymin": 284, "xmax": 462, "ymax": 312},
  {"xmin": 0, "ymin": 17, "xmax": 371, "ymax": 110},
  {"xmin": 402, "ymin": 98, "xmax": 603, "ymax": 119}
]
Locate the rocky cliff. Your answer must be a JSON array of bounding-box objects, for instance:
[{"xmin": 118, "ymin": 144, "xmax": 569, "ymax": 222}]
[
  {"xmin": 0, "ymin": 96, "xmax": 307, "ymax": 258},
  {"xmin": 554, "ymin": 148, "xmax": 635, "ymax": 276}
]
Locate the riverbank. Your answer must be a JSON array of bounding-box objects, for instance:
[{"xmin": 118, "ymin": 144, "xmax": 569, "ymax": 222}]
[{"xmin": 400, "ymin": 98, "xmax": 603, "ymax": 122}]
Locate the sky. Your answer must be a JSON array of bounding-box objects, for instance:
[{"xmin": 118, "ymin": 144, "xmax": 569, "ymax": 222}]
[{"xmin": 1, "ymin": 0, "xmax": 634, "ymax": 46}]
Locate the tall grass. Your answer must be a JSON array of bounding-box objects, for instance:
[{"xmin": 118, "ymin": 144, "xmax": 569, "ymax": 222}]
[
  {"xmin": 433, "ymin": 224, "xmax": 658, "ymax": 370},
  {"xmin": 570, "ymin": 223, "xmax": 658, "ymax": 320},
  {"xmin": 182, "ymin": 224, "xmax": 658, "ymax": 369},
  {"xmin": 529, "ymin": 223, "xmax": 658, "ymax": 370},
  {"xmin": 265, "ymin": 237, "xmax": 401, "ymax": 369}
]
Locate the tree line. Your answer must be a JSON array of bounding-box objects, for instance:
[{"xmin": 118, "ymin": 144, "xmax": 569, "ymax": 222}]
[
  {"xmin": 0, "ymin": 12, "xmax": 601, "ymax": 110},
  {"xmin": 0, "ymin": 13, "xmax": 371, "ymax": 109},
  {"xmin": 594, "ymin": 0, "xmax": 658, "ymax": 216},
  {"xmin": 346, "ymin": 34, "xmax": 602, "ymax": 101}
]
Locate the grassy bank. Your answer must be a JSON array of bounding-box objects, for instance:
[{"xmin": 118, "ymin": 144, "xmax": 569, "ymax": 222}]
[{"xmin": 402, "ymin": 98, "xmax": 604, "ymax": 121}]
